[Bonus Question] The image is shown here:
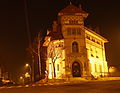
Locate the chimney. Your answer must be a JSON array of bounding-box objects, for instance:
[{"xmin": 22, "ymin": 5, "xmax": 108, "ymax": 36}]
[{"xmin": 52, "ymin": 21, "xmax": 58, "ymax": 32}]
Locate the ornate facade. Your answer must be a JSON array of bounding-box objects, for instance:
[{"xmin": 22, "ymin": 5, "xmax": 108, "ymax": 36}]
[{"xmin": 43, "ymin": 4, "xmax": 108, "ymax": 79}]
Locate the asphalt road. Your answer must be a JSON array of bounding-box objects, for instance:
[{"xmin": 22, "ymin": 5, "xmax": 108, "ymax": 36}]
[{"xmin": 0, "ymin": 80, "xmax": 120, "ymax": 93}]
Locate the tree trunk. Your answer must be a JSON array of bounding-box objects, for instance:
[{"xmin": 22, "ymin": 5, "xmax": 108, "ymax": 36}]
[{"xmin": 53, "ymin": 62, "xmax": 56, "ymax": 77}]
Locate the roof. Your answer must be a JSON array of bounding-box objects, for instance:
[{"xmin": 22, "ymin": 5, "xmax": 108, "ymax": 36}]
[
  {"xmin": 58, "ymin": 4, "xmax": 88, "ymax": 17},
  {"xmin": 48, "ymin": 31, "xmax": 63, "ymax": 40},
  {"xmin": 85, "ymin": 27, "xmax": 108, "ymax": 43}
]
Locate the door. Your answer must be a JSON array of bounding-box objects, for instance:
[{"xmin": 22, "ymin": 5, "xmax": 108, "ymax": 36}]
[{"xmin": 72, "ymin": 62, "xmax": 81, "ymax": 77}]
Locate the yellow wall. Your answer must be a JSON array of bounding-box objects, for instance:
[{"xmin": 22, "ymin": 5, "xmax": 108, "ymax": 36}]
[
  {"xmin": 46, "ymin": 40, "xmax": 66, "ymax": 79},
  {"xmin": 85, "ymin": 30, "xmax": 108, "ymax": 77}
]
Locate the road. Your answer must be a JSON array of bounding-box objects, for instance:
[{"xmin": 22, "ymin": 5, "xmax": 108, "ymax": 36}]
[{"xmin": 0, "ymin": 80, "xmax": 120, "ymax": 93}]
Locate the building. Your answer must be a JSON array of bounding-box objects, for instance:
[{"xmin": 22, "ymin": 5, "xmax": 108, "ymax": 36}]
[
  {"xmin": 43, "ymin": 4, "xmax": 108, "ymax": 79},
  {"xmin": 0, "ymin": 67, "xmax": 2, "ymax": 78},
  {"xmin": 0, "ymin": 66, "xmax": 9, "ymax": 82}
]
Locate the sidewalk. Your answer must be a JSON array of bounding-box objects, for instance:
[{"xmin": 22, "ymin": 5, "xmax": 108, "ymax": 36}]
[
  {"xmin": 97, "ymin": 77, "xmax": 120, "ymax": 81},
  {"xmin": 1, "ymin": 77, "xmax": 120, "ymax": 89},
  {"xmin": 38, "ymin": 77, "xmax": 120, "ymax": 85}
]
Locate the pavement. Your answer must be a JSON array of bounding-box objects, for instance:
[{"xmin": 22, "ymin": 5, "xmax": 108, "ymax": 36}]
[
  {"xmin": 0, "ymin": 80, "xmax": 120, "ymax": 93},
  {"xmin": 0, "ymin": 77, "xmax": 120, "ymax": 89}
]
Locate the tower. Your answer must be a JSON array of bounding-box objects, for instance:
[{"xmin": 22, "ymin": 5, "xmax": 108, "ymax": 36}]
[{"xmin": 58, "ymin": 4, "xmax": 90, "ymax": 78}]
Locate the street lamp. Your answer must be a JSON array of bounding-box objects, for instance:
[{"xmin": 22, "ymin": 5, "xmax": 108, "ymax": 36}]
[
  {"xmin": 25, "ymin": 63, "xmax": 31, "ymax": 71},
  {"xmin": 19, "ymin": 76, "xmax": 24, "ymax": 84},
  {"xmin": 25, "ymin": 63, "xmax": 32, "ymax": 82},
  {"xmin": 25, "ymin": 63, "xmax": 29, "ymax": 67},
  {"xmin": 25, "ymin": 72, "xmax": 30, "ymax": 78}
]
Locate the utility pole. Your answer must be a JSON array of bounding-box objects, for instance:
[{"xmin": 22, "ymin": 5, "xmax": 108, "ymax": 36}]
[
  {"xmin": 24, "ymin": 0, "xmax": 34, "ymax": 82},
  {"xmin": 38, "ymin": 32, "xmax": 42, "ymax": 78}
]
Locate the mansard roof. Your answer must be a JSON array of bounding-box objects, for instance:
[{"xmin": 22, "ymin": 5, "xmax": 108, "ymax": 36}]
[{"xmin": 58, "ymin": 4, "xmax": 88, "ymax": 17}]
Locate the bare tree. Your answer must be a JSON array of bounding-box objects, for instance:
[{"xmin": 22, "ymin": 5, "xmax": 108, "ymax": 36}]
[{"xmin": 47, "ymin": 42, "xmax": 62, "ymax": 78}]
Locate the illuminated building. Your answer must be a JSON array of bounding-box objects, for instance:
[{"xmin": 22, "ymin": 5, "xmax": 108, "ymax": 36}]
[{"xmin": 43, "ymin": 4, "xmax": 108, "ymax": 79}]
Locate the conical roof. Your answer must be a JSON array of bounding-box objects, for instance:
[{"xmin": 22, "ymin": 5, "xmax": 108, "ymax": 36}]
[{"xmin": 58, "ymin": 4, "xmax": 88, "ymax": 17}]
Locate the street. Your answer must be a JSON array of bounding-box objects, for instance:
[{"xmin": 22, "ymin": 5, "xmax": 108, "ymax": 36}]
[{"xmin": 0, "ymin": 80, "xmax": 120, "ymax": 93}]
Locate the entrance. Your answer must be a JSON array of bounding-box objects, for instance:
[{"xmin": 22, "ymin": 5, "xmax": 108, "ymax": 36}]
[{"xmin": 72, "ymin": 62, "xmax": 81, "ymax": 77}]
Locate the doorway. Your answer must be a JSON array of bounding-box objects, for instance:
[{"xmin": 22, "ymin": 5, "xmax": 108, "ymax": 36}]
[{"xmin": 72, "ymin": 62, "xmax": 81, "ymax": 77}]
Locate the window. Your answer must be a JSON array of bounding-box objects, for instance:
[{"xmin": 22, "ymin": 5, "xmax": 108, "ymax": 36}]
[
  {"xmin": 57, "ymin": 64, "xmax": 59, "ymax": 71},
  {"xmin": 72, "ymin": 28, "xmax": 76, "ymax": 35},
  {"xmin": 86, "ymin": 35, "xmax": 90, "ymax": 40},
  {"xmin": 95, "ymin": 64, "xmax": 97, "ymax": 72},
  {"xmin": 72, "ymin": 42, "xmax": 79, "ymax": 52},
  {"xmin": 90, "ymin": 48, "xmax": 93, "ymax": 51},
  {"xmin": 67, "ymin": 27, "xmax": 81, "ymax": 35},
  {"xmin": 92, "ymin": 39, "xmax": 95, "ymax": 42},
  {"xmin": 96, "ymin": 56, "xmax": 99, "ymax": 58},
  {"xmin": 99, "ymin": 65, "xmax": 102, "ymax": 73},
  {"xmin": 91, "ymin": 54, "xmax": 94, "ymax": 57},
  {"xmin": 96, "ymin": 41, "xmax": 100, "ymax": 45},
  {"xmin": 76, "ymin": 28, "xmax": 81, "ymax": 35}
]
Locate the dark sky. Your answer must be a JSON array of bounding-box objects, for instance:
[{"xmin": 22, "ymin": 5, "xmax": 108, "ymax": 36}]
[{"xmin": 0, "ymin": 0, "xmax": 120, "ymax": 78}]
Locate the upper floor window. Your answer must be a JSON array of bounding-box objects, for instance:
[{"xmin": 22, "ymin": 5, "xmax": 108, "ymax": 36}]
[
  {"xmin": 67, "ymin": 27, "xmax": 81, "ymax": 35},
  {"xmin": 72, "ymin": 42, "xmax": 79, "ymax": 53}
]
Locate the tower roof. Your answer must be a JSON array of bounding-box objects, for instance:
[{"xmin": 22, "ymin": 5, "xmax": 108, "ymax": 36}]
[{"xmin": 58, "ymin": 4, "xmax": 88, "ymax": 17}]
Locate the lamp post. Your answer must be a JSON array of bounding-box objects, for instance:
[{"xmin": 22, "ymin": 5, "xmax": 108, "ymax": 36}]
[
  {"xmin": 25, "ymin": 64, "xmax": 31, "ymax": 72},
  {"xmin": 19, "ymin": 76, "xmax": 24, "ymax": 84},
  {"xmin": 38, "ymin": 32, "xmax": 42, "ymax": 78},
  {"xmin": 25, "ymin": 63, "xmax": 32, "ymax": 82}
]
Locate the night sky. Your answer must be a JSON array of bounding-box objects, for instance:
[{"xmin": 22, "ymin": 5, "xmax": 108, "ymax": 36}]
[{"xmin": 0, "ymin": 0, "xmax": 120, "ymax": 79}]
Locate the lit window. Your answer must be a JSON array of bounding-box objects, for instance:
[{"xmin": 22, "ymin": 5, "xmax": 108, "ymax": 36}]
[
  {"xmin": 57, "ymin": 64, "xmax": 59, "ymax": 71},
  {"xmin": 95, "ymin": 64, "xmax": 97, "ymax": 72},
  {"xmin": 72, "ymin": 42, "xmax": 79, "ymax": 52},
  {"xmin": 99, "ymin": 65, "xmax": 102, "ymax": 73}
]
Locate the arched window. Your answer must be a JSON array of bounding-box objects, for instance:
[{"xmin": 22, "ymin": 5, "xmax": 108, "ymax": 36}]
[{"xmin": 72, "ymin": 42, "xmax": 79, "ymax": 52}]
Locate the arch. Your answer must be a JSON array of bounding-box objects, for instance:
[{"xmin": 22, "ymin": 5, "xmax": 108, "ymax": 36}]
[
  {"xmin": 72, "ymin": 61, "xmax": 81, "ymax": 77},
  {"xmin": 72, "ymin": 41, "xmax": 79, "ymax": 52}
]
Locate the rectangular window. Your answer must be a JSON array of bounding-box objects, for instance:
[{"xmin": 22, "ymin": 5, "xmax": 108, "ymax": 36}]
[
  {"xmin": 95, "ymin": 64, "xmax": 97, "ymax": 72},
  {"xmin": 67, "ymin": 27, "xmax": 81, "ymax": 35},
  {"xmin": 99, "ymin": 65, "xmax": 102, "ymax": 73},
  {"xmin": 72, "ymin": 29, "xmax": 76, "ymax": 35},
  {"xmin": 57, "ymin": 64, "xmax": 59, "ymax": 71},
  {"xmin": 67, "ymin": 28, "xmax": 72, "ymax": 35},
  {"xmin": 76, "ymin": 28, "xmax": 81, "ymax": 35}
]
